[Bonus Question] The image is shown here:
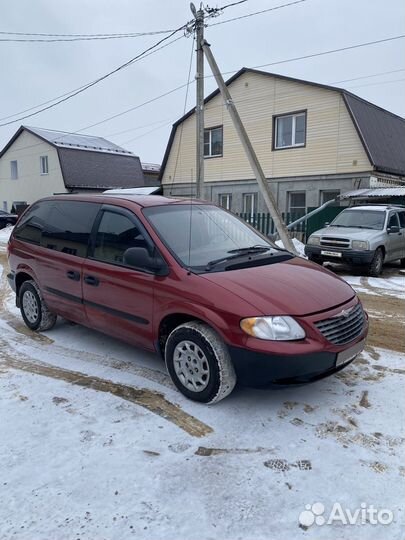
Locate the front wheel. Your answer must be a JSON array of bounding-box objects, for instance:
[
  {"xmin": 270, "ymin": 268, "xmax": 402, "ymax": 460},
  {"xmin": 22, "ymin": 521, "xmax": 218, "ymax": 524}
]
[
  {"xmin": 165, "ymin": 321, "xmax": 236, "ymax": 404},
  {"xmin": 19, "ymin": 280, "xmax": 57, "ymax": 331},
  {"xmin": 368, "ymin": 247, "xmax": 384, "ymax": 277}
]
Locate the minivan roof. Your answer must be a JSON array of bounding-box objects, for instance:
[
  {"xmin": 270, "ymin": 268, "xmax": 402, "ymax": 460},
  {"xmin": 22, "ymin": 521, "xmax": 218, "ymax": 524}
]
[{"xmin": 38, "ymin": 193, "xmax": 210, "ymax": 208}]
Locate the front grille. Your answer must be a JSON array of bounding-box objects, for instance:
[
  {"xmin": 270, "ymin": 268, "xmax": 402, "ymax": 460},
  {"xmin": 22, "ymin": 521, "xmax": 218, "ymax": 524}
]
[
  {"xmin": 314, "ymin": 303, "xmax": 365, "ymax": 345},
  {"xmin": 320, "ymin": 236, "xmax": 350, "ymax": 249}
]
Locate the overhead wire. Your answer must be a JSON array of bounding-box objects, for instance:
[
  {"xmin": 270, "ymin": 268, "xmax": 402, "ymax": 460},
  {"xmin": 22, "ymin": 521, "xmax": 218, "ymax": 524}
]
[{"xmin": 0, "ymin": 29, "xmax": 188, "ymax": 128}]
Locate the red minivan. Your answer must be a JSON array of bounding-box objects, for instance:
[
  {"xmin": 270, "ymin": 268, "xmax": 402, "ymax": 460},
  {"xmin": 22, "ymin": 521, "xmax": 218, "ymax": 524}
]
[{"xmin": 7, "ymin": 194, "xmax": 368, "ymax": 403}]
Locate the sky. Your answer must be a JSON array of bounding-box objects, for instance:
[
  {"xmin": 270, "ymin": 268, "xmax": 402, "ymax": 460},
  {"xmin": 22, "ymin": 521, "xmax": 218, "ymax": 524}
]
[{"xmin": 0, "ymin": 0, "xmax": 404, "ymax": 164}]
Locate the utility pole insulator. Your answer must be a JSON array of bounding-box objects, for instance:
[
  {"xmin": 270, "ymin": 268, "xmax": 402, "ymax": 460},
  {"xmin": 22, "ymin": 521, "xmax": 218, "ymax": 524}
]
[{"xmin": 201, "ymin": 40, "xmax": 298, "ymax": 255}]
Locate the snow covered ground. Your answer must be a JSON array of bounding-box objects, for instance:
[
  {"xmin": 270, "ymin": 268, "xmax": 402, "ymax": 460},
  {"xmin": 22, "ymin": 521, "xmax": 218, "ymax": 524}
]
[{"xmin": 0, "ymin": 229, "xmax": 404, "ymax": 540}]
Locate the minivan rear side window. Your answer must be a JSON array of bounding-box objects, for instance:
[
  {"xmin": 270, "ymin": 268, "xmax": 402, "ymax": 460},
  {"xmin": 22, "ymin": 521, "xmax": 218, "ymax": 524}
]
[
  {"xmin": 41, "ymin": 201, "xmax": 100, "ymax": 257},
  {"xmin": 14, "ymin": 201, "xmax": 52, "ymax": 245}
]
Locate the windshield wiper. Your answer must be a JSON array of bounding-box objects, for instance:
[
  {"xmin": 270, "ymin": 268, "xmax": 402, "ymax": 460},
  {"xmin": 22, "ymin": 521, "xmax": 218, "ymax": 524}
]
[
  {"xmin": 205, "ymin": 246, "xmax": 271, "ymax": 270},
  {"xmin": 227, "ymin": 245, "xmax": 271, "ymax": 254}
]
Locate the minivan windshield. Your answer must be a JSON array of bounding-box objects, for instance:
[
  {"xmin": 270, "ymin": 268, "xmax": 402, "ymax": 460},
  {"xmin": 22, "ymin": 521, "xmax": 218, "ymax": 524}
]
[
  {"xmin": 331, "ymin": 210, "xmax": 386, "ymax": 230},
  {"xmin": 144, "ymin": 204, "xmax": 284, "ymax": 272}
]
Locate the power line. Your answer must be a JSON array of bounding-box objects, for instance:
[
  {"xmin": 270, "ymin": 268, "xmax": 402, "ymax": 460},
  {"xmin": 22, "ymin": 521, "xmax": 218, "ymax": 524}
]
[
  {"xmin": 250, "ymin": 35, "xmax": 405, "ymax": 71},
  {"xmin": 330, "ymin": 68, "xmax": 405, "ymax": 84},
  {"xmin": 208, "ymin": 0, "xmax": 308, "ymax": 26},
  {"xmin": 346, "ymin": 77, "xmax": 405, "ymax": 89},
  {"xmin": 0, "ymin": 30, "xmax": 177, "ymax": 43},
  {"xmin": 0, "ymin": 31, "xmax": 187, "ymax": 128},
  {"xmin": 0, "ymin": 29, "xmax": 175, "ymax": 37}
]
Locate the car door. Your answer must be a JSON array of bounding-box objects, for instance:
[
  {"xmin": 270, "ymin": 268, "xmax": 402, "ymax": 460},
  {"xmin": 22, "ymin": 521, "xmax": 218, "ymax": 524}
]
[
  {"xmin": 38, "ymin": 200, "xmax": 101, "ymax": 323},
  {"xmin": 385, "ymin": 212, "xmax": 402, "ymax": 262},
  {"xmin": 82, "ymin": 205, "xmax": 156, "ymax": 351},
  {"xmin": 397, "ymin": 211, "xmax": 405, "ymax": 260}
]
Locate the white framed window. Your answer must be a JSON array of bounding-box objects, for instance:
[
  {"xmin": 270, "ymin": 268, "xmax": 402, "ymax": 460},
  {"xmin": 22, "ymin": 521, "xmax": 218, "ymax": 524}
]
[
  {"xmin": 10, "ymin": 160, "xmax": 18, "ymax": 180},
  {"xmin": 320, "ymin": 190, "xmax": 340, "ymax": 205},
  {"xmin": 219, "ymin": 193, "xmax": 232, "ymax": 210},
  {"xmin": 274, "ymin": 111, "xmax": 306, "ymax": 149},
  {"xmin": 40, "ymin": 155, "xmax": 49, "ymax": 175},
  {"xmin": 288, "ymin": 191, "xmax": 306, "ymax": 218},
  {"xmin": 243, "ymin": 193, "xmax": 258, "ymax": 214},
  {"xmin": 204, "ymin": 126, "xmax": 223, "ymax": 157}
]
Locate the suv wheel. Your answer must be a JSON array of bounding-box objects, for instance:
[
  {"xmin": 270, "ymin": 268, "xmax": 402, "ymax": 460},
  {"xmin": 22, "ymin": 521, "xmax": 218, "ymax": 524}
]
[
  {"xmin": 19, "ymin": 280, "xmax": 57, "ymax": 331},
  {"xmin": 165, "ymin": 321, "xmax": 236, "ymax": 404},
  {"xmin": 368, "ymin": 247, "xmax": 384, "ymax": 277}
]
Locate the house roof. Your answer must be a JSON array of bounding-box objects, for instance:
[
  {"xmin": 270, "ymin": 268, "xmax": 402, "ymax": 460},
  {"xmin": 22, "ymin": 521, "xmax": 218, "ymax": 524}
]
[
  {"xmin": 0, "ymin": 125, "xmax": 146, "ymax": 190},
  {"xmin": 159, "ymin": 67, "xmax": 405, "ymax": 180}
]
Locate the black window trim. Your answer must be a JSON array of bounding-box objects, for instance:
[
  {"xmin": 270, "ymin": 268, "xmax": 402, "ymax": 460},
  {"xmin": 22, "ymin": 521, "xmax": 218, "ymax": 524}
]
[
  {"xmin": 88, "ymin": 204, "xmax": 167, "ymax": 274},
  {"xmin": 272, "ymin": 109, "xmax": 307, "ymax": 151},
  {"xmin": 204, "ymin": 124, "xmax": 223, "ymax": 159}
]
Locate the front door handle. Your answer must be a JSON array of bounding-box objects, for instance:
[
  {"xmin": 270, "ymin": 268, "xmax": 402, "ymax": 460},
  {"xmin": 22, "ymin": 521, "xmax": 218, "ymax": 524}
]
[
  {"xmin": 67, "ymin": 270, "xmax": 80, "ymax": 281},
  {"xmin": 84, "ymin": 275, "xmax": 100, "ymax": 287}
]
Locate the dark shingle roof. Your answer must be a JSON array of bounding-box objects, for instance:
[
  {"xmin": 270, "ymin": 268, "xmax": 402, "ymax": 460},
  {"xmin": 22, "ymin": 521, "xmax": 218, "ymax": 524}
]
[
  {"xmin": 0, "ymin": 125, "xmax": 147, "ymax": 189},
  {"xmin": 57, "ymin": 147, "xmax": 145, "ymax": 189},
  {"xmin": 343, "ymin": 93, "xmax": 405, "ymax": 176},
  {"xmin": 159, "ymin": 67, "xmax": 405, "ymax": 180}
]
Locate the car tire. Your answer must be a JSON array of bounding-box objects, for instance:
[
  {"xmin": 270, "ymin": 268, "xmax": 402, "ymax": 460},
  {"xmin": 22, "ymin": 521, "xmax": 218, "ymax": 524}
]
[
  {"xmin": 19, "ymin": 280, "xmax": 57, "ymax": 332},
  {"xmin": 368, "ymin": 247, "xmax": 384, "ymax": 277},
  {"xmin": 165, "ymin": 321, "xmax": 236, "ymax": 404},
  {"xmin": 400, "ymin": 258, "xmax": 405, "ymax": 268}
]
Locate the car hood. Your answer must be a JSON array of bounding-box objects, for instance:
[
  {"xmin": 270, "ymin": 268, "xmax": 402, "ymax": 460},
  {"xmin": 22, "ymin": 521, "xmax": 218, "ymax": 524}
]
[
  {"xmin": 200, "ymin": 257, "xmax": 355, "ymax": 317},
  {"xmin": 313, "ymin": 226, "xmax": 379, "ymax": 239}
]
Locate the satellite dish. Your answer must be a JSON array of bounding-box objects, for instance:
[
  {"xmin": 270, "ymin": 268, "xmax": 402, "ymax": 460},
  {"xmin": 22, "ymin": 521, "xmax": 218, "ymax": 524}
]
[{"xmin": 190, "ymin": 2, "xmax": 197, "ymax": 17}]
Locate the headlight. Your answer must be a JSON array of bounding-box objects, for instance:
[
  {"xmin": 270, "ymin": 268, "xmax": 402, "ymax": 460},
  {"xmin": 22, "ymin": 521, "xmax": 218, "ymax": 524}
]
[
  {"xmin": 352, "ymin": 240, "xmax": 369, "ymax": 250},
  {"xmin": 240, "ymin": 316, "xmax": 306, "ymax": 341},
  {"xmin": 307, "ymin": 235, "xmax": 320, "ymax": 246}
]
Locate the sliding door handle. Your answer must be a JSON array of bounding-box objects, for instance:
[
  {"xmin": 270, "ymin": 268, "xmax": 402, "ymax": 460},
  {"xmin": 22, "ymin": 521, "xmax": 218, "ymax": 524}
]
[{"xmin": 84, "ymin": 275, "xmax": 100, "ymax": 287}]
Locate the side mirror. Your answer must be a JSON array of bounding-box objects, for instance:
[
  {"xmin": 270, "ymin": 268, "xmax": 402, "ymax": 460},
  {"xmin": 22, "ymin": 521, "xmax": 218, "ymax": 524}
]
[
  {"xmin": 123, "ymin": 247, "xmax": 168, "ymax": 275},
  {"xmin": 387, "ymin": 225, "xmax": 400, "ymax": 234}
]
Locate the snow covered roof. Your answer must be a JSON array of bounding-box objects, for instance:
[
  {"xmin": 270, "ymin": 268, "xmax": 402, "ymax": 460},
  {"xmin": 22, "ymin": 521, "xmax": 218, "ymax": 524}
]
[
  {"xmin": 341, "ymin": 187, "xmax": 405, "ymax": 199},
  {"xmin": 141, "ymin": 162, "xmax": 160, "ymax": 172},
  {"xmin": 25, "ymin": 126, "xmax": 133, "ymax": 156}
]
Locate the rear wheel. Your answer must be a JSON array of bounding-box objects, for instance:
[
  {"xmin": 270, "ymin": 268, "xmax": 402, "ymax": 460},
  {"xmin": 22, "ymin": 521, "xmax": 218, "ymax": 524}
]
[
  {"xmin": 368, "ymin": 247, "xmax": 384, "ymax": 277},
  {"xmin": 165, "ymin": 321, "xmax": 236, "ymax": 404},
  {"xmin": 19, "ymin": 280, "xmax": 57, "ymax": 331}
]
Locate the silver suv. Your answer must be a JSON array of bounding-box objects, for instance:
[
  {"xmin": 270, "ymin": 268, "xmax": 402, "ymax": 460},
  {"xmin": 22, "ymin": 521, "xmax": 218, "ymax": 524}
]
[{"xmin": 305, "ymin": 205, "xmax": 405, "ymax": 276}]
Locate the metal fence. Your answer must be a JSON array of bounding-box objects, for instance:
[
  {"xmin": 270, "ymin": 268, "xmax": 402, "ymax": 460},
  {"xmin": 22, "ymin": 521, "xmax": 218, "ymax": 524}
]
[{"xmin": 236, "ymin": 207, "xmax": 344, "ymax": 242}]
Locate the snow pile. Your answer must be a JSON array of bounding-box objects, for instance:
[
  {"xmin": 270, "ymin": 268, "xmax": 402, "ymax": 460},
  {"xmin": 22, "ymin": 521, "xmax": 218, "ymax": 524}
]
[
  {"xmin": 276, "ymin": 237, "xmax": 306, "ymax": 258},
  {"xmin": 0, "ymin": 225, "xmax": 13, "ymax": 247}
]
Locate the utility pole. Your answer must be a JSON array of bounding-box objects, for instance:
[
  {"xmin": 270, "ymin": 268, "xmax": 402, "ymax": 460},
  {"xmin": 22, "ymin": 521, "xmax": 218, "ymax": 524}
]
[
  {"xmin": 201, "ymin": 40, "xmax": 297, "ymax": 254},
  {"xmin": 190, "ymin": 2, "xmax": 205, "ymax": 199}
]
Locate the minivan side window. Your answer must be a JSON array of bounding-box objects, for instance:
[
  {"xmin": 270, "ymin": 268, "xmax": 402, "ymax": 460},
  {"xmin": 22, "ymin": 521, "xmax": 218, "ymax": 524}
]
[
  {"xmin": 398, "ymin": 211, "xmax": 405, "ymax": 228},
  {"xmin": 14, "ymin": 201, "xmax": 52, "ymax": 245},
  {"xmin": 41, "ymin": 201, "xmax": 100, "ymax": 257},
  {"xmin": 92, "ymin": 210, "xmax": 149, "ymax": 267}
]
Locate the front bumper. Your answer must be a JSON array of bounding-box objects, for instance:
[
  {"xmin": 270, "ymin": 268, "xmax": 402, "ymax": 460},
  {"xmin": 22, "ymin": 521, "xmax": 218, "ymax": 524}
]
[
  {"xmin": 305, "ymin": 245, "xmax": 374, "ymax": 265},
  {"xmin": 229, "ymin": 338, "xmax": 365, "ymax": 387},
  {"xmin": 7, "ymin": 272, "xmax": 16, "ymax": 292}
]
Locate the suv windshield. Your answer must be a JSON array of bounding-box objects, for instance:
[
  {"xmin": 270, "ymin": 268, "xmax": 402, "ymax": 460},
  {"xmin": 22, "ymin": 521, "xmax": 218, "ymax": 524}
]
[
  {"xmin": 331, "ymin": 210, "xmax": 385, "ymax": 230},
  {"xmin": 144, "ymin": 204, "xmax": 284, "ymax": 272}
]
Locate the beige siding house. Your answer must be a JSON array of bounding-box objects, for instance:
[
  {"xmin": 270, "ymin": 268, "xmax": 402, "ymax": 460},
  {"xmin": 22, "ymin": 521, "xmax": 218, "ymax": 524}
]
[
  {"xmin": 160, "ymin": 69, "xmax": 405, "ymax": 216},
  {"xmin": 0, "ymin": 126, "xmax": 148, "ymax": 212}
]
